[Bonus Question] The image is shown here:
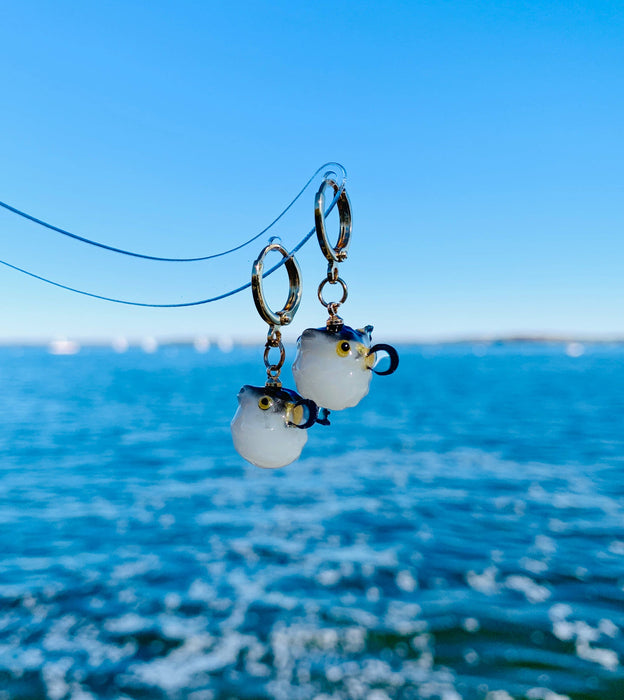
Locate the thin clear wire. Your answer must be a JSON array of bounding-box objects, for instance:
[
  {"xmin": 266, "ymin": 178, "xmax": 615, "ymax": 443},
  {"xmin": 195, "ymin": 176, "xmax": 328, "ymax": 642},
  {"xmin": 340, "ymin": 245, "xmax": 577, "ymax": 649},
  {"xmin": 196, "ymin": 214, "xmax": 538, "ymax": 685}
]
[
  {"xmin": 0, "ymin": 165, "xmax": 347, "ymax": 307},
  {"xmin": 0, "ymin": 162, "xmax": 346, "ymax": 262}
]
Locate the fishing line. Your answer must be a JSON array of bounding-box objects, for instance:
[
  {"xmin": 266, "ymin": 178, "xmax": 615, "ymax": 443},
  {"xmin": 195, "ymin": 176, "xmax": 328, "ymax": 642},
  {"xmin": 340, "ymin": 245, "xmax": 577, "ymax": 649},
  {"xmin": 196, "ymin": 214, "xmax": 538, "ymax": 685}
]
[
  {"xmin": 0, "ymin": 226, "xmax": 320, "ymax": 307},
  {"xmin": 0, "ymin": 162, "xmax": 346, "ymax": 262},
  {"xmin": 0, "ymin": 163, "xmax": 346, "ymax": 307}
]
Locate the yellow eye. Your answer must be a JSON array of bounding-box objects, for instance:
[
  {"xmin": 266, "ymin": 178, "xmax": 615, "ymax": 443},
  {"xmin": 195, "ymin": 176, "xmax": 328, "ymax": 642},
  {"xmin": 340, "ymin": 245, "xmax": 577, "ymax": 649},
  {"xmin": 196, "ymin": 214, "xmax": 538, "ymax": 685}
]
[
  {"xmin": 336, "ymin": 340, "xmax": 351, "ymax": 357},
  {"xmin": 258, "ymin": 396, "xmax": 273, "ymax": 410}
]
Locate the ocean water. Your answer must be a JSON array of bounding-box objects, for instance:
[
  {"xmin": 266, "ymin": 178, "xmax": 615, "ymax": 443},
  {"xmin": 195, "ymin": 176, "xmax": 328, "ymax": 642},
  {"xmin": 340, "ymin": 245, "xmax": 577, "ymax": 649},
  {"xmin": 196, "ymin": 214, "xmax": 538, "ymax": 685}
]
[{"xmin": 0, "ymin": 343, "xmax": 622, "ymax": 700}]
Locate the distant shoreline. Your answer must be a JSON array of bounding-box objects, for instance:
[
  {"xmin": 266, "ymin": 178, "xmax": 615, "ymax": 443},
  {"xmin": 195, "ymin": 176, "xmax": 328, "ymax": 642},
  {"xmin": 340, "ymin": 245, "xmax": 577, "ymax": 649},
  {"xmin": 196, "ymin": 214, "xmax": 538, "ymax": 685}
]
[{"xmin": 0, "ymin": 335, "xmax": 623, "ymax": 350}]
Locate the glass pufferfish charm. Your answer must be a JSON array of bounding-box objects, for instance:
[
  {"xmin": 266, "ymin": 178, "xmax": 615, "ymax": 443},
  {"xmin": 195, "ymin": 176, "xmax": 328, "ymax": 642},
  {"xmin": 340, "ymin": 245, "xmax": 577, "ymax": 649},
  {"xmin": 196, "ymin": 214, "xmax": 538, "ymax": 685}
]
[
  {"xmin": 231, "ymin": 385, "xmax": 318, "ymax": 469},
  {"xmin": 292, "ymin": 324, "xmax": 399, "ymax": 411}
]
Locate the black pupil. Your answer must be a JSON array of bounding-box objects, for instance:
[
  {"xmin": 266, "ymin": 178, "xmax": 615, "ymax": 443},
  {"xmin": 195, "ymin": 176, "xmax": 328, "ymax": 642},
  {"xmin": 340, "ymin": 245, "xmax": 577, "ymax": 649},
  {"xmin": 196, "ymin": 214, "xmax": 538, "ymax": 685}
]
[
  {"xmin": 260, "ymin": 398, "xmax": 269, "ymax": 407},
  {"xmin": 341, "ymin": 342, "xmax": 350, "ymax": 353}
]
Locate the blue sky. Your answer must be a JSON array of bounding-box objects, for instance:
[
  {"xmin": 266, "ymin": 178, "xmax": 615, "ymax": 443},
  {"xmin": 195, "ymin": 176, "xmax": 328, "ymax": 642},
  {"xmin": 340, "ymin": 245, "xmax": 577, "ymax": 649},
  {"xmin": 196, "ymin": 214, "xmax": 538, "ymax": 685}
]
[{"xmin": 0, "ymin": 1, "xmax": 622, "ymax": 342}]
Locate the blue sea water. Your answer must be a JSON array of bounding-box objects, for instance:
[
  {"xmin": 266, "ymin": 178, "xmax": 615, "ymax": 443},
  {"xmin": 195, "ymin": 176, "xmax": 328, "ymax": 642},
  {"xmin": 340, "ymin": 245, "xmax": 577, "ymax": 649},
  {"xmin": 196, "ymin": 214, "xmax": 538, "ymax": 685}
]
[{"xmin": 0, "ymin": 343, "xmax": 622, "ymax": 700}]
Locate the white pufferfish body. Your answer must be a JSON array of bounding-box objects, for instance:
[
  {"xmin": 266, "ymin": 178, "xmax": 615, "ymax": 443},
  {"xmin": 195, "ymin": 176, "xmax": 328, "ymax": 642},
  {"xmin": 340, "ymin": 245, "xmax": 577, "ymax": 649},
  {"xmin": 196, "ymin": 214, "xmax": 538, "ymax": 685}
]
[
  {"xmin": 292, "ymin": 325, "xmax": 376, "ymax": 411},
  {"xmin": 231, "ymin": 385, "xmax": 314, "ymax": 469}
]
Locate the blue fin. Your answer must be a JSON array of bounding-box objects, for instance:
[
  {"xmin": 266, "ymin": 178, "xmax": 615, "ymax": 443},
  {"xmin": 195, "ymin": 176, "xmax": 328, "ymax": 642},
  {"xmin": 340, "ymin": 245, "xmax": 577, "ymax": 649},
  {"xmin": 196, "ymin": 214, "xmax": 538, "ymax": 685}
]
[{"xmin": 316, "ymin": 408, "xmax": 331, "ymax": 426}]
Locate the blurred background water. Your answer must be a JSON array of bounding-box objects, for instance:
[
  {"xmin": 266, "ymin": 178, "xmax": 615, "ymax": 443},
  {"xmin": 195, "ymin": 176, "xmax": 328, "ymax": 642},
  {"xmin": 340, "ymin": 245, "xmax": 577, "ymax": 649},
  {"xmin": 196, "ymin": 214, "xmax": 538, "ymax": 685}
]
[{"xmin": 0, "ymin": 343, "xmax": 622, "ymax": 700}]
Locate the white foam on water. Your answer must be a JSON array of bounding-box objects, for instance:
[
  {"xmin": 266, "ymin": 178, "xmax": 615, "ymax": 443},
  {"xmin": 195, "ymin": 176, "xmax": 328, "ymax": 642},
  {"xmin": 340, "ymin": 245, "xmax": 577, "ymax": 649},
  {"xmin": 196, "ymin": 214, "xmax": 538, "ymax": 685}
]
[
  {"xmin": 548, "ymin": 605, "xmax": 620, "ymax": 671},
  {"xmin": 549, "ymin": 603, "xmax": 573, "ymax": 622},
  {"xmin": 598, "ymin": 619, "xmax": 618, "ymax": 638},
  {"xmin": 521, "ymin": 557, "xmax": 549, "ymax": 575},
  {"xmin": 462, "ymin": 617, "xmax": 480, "ymax": 633},
  {"xmin": 129, "ymin": 632, "xmax": 249, "ymax": 691},
  {"xmin": 42, "ymin": 657, "xmax": 73, "ymax": 700},
  {"xmin": 486, "ymin": 690, "xmax": 514, "ymax": 700},
  {"xmin": 609, "ymin": 540, "xmax": 624, "ymax": 555},
  {"xmin": 576, "ymin": 639, "xmax": 619, "ymax": 670},
  {"xmin": 396, "ymin": 569, "xmax": 418, "ymax": 592},
  {"xmin": 187, "ymin": 690, "xmax": 215, "ymax": 700},
  {"xmin": 160, "ymin": 614, "xmax": 211, "ymax": 640},
  {"xmin": 12, "ymin": 556, "xmax": 54, "ymax": 571},
  {"xmin": 527, "ymin": 687, "xmax": 571, "ymax": 700},
  {"xmin": 534, "ymin": 535, "xmax": 557, "ymax": 554},
  {"xmin": 111, "ymin": 553, "xmax": 162, "ymax": 580},
  {"xmin": 466, "ymin": 566, "xmax": 499, "ymax": 595},
  {"xmin": 2, "ymin": 430, "xmax": 623, "ymax": 698},
  {"xmin": 385, "ymin": 601, "xmax": 424, "ymax": 636},
  {"xmin": 68, "ymin": 682, "xmax": 97, "ymax": 700},
  {"xmin": 317, "ymin": 568, "xmax": 342, "ymax": 586},
  {"xmin": 505, "ymin": 575, "xmax": 551, "ymax": 604},
  {"xmin": 188, "ymin": 579, "xmax": 217, "ymax": 602},
  {"xmin": 104, "ymin": 613, "xmax": 151, "ymax": 634}
]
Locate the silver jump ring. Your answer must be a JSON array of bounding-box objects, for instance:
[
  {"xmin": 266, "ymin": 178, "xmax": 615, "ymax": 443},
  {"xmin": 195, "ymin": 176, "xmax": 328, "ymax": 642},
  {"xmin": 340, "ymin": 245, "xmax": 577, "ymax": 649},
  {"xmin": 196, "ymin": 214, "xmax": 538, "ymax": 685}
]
[
  {"xmin": 314, "ymin": 178, "xmax": 352, "ymax": 264},
  {"xmin": 263, "ymin": 342, "xmax": 286, "ymax": 371},
  {"xmin": 252, "ymin": 243, "xmax": 302, "ymax": 327},
  {"xmin": 318, "ymin": 277, "xmax": 348, "ymax": 307}
]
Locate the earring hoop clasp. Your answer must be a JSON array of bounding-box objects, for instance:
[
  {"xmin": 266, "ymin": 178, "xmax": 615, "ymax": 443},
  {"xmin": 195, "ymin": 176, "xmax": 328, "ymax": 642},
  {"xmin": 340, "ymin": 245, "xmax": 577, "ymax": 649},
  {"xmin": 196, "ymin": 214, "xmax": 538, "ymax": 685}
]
[
  {"xmin": 252, "ymin": 243, "xmax": 302, "ymax": 327},
  {"xmin": 314, "ymin": 178, "xmax": 352, "ymax": 263}
]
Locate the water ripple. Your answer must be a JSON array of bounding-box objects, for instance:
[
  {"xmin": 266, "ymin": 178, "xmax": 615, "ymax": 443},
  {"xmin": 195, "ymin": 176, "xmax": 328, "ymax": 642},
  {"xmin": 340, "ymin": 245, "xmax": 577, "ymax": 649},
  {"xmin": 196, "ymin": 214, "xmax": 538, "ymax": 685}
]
[{"xmin": 0, "ymin": 345, "xmax": 622, "ymax": 698}]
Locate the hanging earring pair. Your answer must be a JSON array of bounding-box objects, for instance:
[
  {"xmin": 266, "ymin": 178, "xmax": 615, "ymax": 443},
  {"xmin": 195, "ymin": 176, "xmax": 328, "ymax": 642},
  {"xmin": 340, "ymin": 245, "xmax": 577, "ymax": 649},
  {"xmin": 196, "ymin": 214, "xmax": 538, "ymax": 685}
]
[
  {"xmin": 230, "ymin": 242, "xmax": 320, "ymax": 469},
  {"xmin": 292, "ymin": 177, "xmax": 399, "ymax": 420},
  {"xmin": 231, "ymin": 178, "xmax": 399, "ymax": 469}
]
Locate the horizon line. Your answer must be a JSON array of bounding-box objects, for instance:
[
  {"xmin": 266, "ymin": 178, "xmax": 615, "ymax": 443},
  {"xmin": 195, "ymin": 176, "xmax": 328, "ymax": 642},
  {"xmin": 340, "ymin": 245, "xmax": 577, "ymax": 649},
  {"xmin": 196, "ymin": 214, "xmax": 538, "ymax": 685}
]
[{"xmin": 0, "ymin": 333, "xmax": 623, "ymax": 349}]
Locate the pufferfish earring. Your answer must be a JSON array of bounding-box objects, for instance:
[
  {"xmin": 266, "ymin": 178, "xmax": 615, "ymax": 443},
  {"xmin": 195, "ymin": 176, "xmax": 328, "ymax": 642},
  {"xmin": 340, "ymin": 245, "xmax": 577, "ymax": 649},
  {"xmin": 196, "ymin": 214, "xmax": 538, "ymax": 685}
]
[
  {"xmin": 231, "ymin": 242, "xmax": 320, "ymax": 469},
  {"xmin": 292, "ymin": 178, "xmax": 399, "ymax": 416}
]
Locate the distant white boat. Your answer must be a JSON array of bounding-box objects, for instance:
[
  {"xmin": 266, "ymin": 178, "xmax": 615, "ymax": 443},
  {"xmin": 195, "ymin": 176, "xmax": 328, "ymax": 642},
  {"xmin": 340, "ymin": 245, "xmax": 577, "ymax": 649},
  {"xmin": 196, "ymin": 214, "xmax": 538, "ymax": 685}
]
[
  {"xmin": 48, "ymin": 339, "xmax": 80, "ymax": 355},
  {"xmin": 217, "ymin": 336, "xmax": 233, "ymax": 353},
  {"xmin": 141, "ymin": 337, "xmax": 158, "ymax": 353},
  {"xmin": 112, "ymin": 336, "xmax": 129, "ymax": 353},
  {"xmin": 194, "ymin": 336, "xmax": 210, "ymax": 353},
  {"xmin": 565, "ymin": 342, "xmax": 585, "ymax": 358}
]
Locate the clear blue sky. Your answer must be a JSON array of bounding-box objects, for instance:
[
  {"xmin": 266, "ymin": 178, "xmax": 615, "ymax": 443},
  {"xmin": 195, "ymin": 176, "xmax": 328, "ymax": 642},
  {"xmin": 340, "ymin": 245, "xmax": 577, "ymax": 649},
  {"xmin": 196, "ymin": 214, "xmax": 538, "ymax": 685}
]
[{"xmin": 0, "ymin": 1, "xmax": 622, "ymax": 342}]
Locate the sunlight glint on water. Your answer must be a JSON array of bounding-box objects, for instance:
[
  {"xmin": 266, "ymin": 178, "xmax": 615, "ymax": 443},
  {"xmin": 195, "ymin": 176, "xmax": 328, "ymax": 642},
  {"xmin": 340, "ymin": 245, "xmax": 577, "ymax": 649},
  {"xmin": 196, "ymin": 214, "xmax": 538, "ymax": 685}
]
[{"xmin": 0, "ymin": 343, "xmax": 622, "ymax": 699}]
